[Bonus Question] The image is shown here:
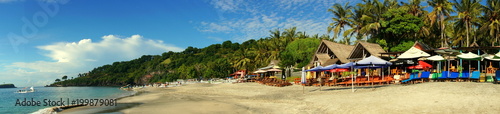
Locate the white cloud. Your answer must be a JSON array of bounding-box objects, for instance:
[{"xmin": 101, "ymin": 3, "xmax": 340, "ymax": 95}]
[
  {"xmin": 210, "ymin": 0, "xmax": 244, "ymax": 12},
  {"xmin": 1, "ymin": 35, "xmax": 183, "ymax": 87},
  {"xmin": 200, "ymin": 0, "xmax": 347, "ymax": 42}
]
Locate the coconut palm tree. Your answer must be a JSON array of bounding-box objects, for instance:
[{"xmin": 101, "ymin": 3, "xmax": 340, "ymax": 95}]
[
  {"xmin": 428, "ymin": 0, "xmax": 454, "ymax": 47},
  {"xmin": 453, "ymin": 0, "xmax": 483, "ymax": 47},
  {"xmin": 327, "ymin": 2, "xmax": 353, "ymax": 40},
  {"xmin": 479, "ymin": 0, "xmax": 500, "ymax": 46}
]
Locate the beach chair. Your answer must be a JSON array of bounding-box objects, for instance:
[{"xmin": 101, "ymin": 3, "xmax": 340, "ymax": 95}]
[
  {"xmin": 495, "ymin": 70, "xmax": 500, "ymax": 84},
  {"xmin": 401, "ymin": 73, "xmax": 416, "ymax": 84},
  {"xmin": 459, "ymin": 71, "xmax": 470, "ymax": 82},
  {"xmin": 293, "ymin": 78, "xmax": 301, "ymax": 85},
  {"xmin": 431, "ymin": 73, "xmax": 440, "ymax": 82},
  {"xmin": 357, "ymin": 77, "xmax": 369, "ymax": 86},
  {"xmin": 328, "ymin": 78, "xmax": 338, "ymax": 86},
  {"xmin": 417, "ymin": 71, "xmax": 431, "ymax": 83},
  {"xmin": 371, "ymin": 76, "xmax": 383, "ymax": 85},
  {"xmin": 470, "ymin": 71, "xmax": 480, "ymax": 82},
  {"xmin": 448, "ymin": 72, "xmax": 460, "ymax": 82},
  {"xmin": 438, "ymin": 71, "xmax": 449, "ymax": 82},
  {"xmin": 384, "ymin": 76, "xmax": 394, "ymax": 85},
  {"xmin": 412, "ymin": 72, "xmax": 421, "ymax": 83},
  {"xmin": 338, "ymin": 78, "xmax": 351, "ymax": 86}
]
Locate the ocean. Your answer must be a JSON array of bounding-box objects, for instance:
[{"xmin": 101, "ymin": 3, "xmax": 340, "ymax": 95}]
[{"xmin": 0, "ymin": 86, "xmax": 135, "ymax": 114}]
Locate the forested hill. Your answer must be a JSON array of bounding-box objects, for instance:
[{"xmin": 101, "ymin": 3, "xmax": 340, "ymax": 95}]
[{"xmin": 49, "ymin": 27, "xmax": 324, "ymax": 86}]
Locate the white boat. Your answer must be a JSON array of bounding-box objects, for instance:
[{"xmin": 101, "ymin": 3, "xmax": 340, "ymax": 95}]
[{"xmin": 16, "ymin": 86, "xmax": 35, "ymax": 93}]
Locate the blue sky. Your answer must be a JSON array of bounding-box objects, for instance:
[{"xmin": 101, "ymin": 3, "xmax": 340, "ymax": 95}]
[{"xmin": 0, "ymin": 0, "xmax": 345, "ymax": 86}]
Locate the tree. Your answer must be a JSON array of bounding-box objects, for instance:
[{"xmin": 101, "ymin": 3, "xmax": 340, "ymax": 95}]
[
  {"xmin": 280, "ymin": 38, "xmax": 320, "ymax": 68},
  {"xmin": 328, "ymin": 2, "xmax": 353, "ymax": 40},
  {"xmin": 55, "ymin": 79, "xmax": 61, "ymax": 82},
  {"xmin": 390, "ymin": 41, "xmax": 415, "ymax": 52},
  {"xmin": 428, "ymin": 0, "xmax": 454, "ymax": 47},
  {"xmin": 62, "ymin": 75, "xmax": 68, "ymax": 81},
  {"xmin": 380, "ymin": 7, "xmax": 424, "ymax": 48},
  {"xmin": 453, "ymin": 0, "xmax": 482, "ymax": 47},
  {"xmin": 479, "ymin": 0, "xmax": 500, "ymax": 46}
]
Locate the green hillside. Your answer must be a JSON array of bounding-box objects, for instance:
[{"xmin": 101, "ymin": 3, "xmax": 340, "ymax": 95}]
[{"xmin": 50, "ymin": 27, "xmax": 322, "ymax": 86}]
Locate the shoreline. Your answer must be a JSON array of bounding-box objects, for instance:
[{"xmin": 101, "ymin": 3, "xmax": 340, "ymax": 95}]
[{"xmin": 60, "ymin": 82, "xmax": 500, "ymax": 113}]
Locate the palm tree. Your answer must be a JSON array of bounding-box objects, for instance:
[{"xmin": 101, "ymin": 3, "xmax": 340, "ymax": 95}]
[
  {"xmin": 428, "ymin": 0, "xmax": 454, "ymax": 47},
  {"xmin": 403, "ymin": 0, "xmax": 430, "ymax": 42},
  {"xmin": 403, "ymin": 0, "xmax": 427, "ymax": 17},
  {"xmin": 343, "ymin": 4, "xmax": 366, "ymax": 42},
  {"xmin": 327, "ymin": 2, "xmax": 353, "ymax": 40},
  {"xmin": 453, "ymin": 0, "xmax": 482, "ymax": 47},
  {"xmin": 479, "ymin": 0, "xmax": 500, "ymax": 46},
  {"xmin": 359, "ymin": 0, "xmax": 398, "ymax": 41}
]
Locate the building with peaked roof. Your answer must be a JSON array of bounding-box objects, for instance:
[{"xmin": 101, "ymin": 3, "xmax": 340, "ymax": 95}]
[
  {"xmin": 309, "ymin": 40, "xmax": 354, "ymax": 67},
  {"xmin": 412, "ymin": 41, "xmax": 434, "ymax": 51},
  {"xmin": 347, "ymin": 41, "xmax": 387, "ymax": 61}
]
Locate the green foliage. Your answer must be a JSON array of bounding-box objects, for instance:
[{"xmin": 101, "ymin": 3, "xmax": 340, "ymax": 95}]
[
  {"xmin": 62, "ymin": 75, "xmax": 67, "ymax": 80},
  {"xmin": 51, "ymin": 27, "xmax": 323, "ymax": 86},
  {"xmin": 280, "ymin": 38, "xmax": 320, "ymax": 68},
  {"xmin": 375, "ymin": 39, "xmax": 389, "ymax": 51},
  {"xmin": 381, "ymin": 7, "xmax": 423, "ymax": 36},
  {"xmin": 390, "ymin": 41, "xmax": 414, "ymax": 52}
]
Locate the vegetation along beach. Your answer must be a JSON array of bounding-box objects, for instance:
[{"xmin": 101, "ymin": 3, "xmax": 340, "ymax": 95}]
[{"xmin": 2, "ymin": 0, "xmax": 500, "ymax": 114}]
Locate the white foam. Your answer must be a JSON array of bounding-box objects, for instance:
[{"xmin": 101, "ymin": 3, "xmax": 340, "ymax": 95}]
[{"xmin": 31, "ymin": 107, "xmax": 57, "ymax": 114}]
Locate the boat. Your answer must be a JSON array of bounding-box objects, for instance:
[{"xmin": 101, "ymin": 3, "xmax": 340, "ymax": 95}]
[{"xmin": 16, "ymin": 86, "xmax": 35, "ymax": 93}]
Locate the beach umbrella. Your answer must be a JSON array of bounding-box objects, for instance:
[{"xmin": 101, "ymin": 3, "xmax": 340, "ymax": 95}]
[
  {"xmin": 458, "ymin": 52, "xmax": 481, "ymax": 61},
  {"xmin": 301, "ymin": 67, "xmax": 306, "ymax": 84},
  {"xmin": 485, "ymin": 54, "xmax": 500, "ymax": 61},
  {"xmin": 337, "ymin": 62, "xmax": 355, "ymax": 68},
  {"xmin": 330, "ymin": 68, "xmax": 349, "ymax": 72},
  {"xmin": 426, "ymin": 55, "xmax": 445, "ymax": 73},
  {"xmin": 304, "ymin": 66, "xmax": 324, "ymax": 72},
  {"xmin": 458, "ymin": 52, "xmax": 482, "ymax": 73},
  {"xmin": 407, "ymin": 61, "xmax": 432, "ymax": 69},
  {"xmin": 266, "ymin": 68, "xmax": 282, "ymax": 77},
  {"xmin": 354, "ymin": 56, "xmax": 392, "ymax": 85},
  {"xmin": 435, "ymin": 48, "xmax": 461, "ymax": 75},
  {"xmin": 397, "ymin": 47, "xmax": 431, "ymax": 59},
  {"xmin": 354, "ymin": 56, "xmax": 393, "ymax": 66},
  {"xmin": 426, "ymin": 55, "xmax": 446, "ymax": 61},
  {"xmin": 320, "ymin": 64, "xmax": 338, "ymax": 71},
  {"xmin": 253, "ymin": 69, "xmax": 267, "ymax": 74},
  {"xmin": 267, "ymin": 68, "xmax": 282, "ymax": 72}
]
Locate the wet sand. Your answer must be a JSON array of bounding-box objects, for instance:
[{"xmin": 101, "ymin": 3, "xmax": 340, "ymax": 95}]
[{"xmin": 61, "ymin": 82, "xmax": 500, "ymax": 114}]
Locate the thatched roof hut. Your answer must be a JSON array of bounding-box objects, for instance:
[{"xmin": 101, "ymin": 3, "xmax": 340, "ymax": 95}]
[
  {"xmin": 309, "ymin": 40, "xmax": 354, "ymax": 67},
  {"xmin": 347, "ymin": 41, "xmax": 386, "ymax": 61}
]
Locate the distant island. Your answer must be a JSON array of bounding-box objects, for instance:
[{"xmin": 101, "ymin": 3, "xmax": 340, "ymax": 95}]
[{"xmin": 0, "ymin": 84, "xmax": 16, "ymax": 88}]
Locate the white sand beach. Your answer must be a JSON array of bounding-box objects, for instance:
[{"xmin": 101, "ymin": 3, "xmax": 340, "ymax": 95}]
[{"xmin": 62, "ymin": 82, "xmax": 500, "ymax": 114}]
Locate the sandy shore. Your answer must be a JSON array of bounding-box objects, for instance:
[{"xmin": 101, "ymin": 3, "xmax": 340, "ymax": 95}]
[{"xmin": 61, "ymin": 82, "xmax": 500, "ymax": 113}]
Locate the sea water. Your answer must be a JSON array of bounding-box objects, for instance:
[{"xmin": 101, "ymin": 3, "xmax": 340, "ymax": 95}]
[{"xmin": 0, "ymin": 87, "xmax": 134, "ymax": 114}]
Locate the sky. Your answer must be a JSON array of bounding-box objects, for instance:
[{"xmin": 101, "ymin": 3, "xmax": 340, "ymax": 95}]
[{"xmin": 0, "ymin": 0, "xmax": 347, "ymax": 87}]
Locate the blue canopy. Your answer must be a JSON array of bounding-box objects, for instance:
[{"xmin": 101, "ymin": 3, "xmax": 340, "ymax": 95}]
[
  {"xmin": 354, "ymin": 65, "xmax": 390, "ymax": 69},
  {"xmin": 354, "ymin": 56, "xmax": 392, "ymax": 66},
  {"xmin": 319, "ymin": 64, "xmax": 338, "ymax": 71},
  {"xmin": 336, "ymin": 62, "xmax": 355, "ymax": 68},
  {"xmin": 304, "ymin": 66, "xmax": 324, "ymax": 72}
]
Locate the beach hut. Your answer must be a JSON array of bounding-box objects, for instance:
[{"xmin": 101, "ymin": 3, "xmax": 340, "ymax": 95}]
[
  {"xmin": 347, "ymin": 41, "xmax": 387, "ymax": 61},
  {"xmin": 308, "ymin": 40, "xmax": 354, "ymax": 67}
]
